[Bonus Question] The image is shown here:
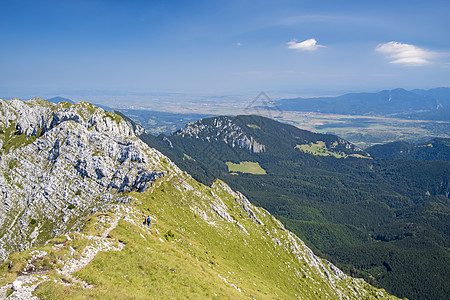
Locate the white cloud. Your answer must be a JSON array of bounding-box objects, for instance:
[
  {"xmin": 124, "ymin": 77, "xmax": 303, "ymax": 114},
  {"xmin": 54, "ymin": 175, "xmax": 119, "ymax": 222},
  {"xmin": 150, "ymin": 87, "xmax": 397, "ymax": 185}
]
[
  {"xmin": 376, "ymin": 41, "xmax": 435, "ymax": 66},
  {"xmin": 236, "ymin": 42, "xmax": 242, "ymax": 46},
  {"xmin": 287, "ymin": 38, "xmax": 325, "ymax": 51}
]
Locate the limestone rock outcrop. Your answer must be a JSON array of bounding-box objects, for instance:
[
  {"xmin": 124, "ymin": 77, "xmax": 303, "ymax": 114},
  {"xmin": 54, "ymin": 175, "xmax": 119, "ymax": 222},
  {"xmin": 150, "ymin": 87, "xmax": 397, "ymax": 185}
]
[
  {"xmin": 174, "ymin": 116, "xmax": 266, "ymax": 153},
  {"xmin": 0, "ymin": 98, "xmax": 177, "ymax": 260}
]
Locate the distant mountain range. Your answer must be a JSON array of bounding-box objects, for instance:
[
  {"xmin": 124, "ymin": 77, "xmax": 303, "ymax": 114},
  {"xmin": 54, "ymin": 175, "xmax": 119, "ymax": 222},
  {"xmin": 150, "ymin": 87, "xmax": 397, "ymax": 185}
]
[{"xmin": 277, "ymin": 87, "xmax": 450, "ymax": 120}]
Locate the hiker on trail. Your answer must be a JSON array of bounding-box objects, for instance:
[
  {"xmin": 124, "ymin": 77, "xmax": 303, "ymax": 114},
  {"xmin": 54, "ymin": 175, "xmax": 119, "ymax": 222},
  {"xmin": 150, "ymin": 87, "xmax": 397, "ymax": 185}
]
[
  {"xmin": 143, "ymin": 216, "xmax": 147, "ymax": 226},
  {"xmin": 146, "ymin": 216, "xmax": 151, "ymax": 227}
]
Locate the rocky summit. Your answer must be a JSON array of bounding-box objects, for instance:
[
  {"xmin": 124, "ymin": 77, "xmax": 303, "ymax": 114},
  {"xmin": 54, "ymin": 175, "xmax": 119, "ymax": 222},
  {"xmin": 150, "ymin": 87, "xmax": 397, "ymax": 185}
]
[
  {"xmin": 0, "ymin": 98, "xmax": 396, "ymax": 299},
  {"xmin": 174, "ymin": 116, "xmax": 266, "ymax": 153},
  {"xmin": 0, "ymin": 98, "xmax": 169, "ymax": 260}
]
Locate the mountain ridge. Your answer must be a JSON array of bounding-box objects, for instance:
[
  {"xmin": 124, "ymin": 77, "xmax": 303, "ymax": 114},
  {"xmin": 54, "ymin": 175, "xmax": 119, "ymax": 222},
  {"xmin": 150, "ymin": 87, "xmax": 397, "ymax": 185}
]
[
  {"xmin": 366, "ymin": 137, "xmax": 450, "ymax": 161},
  {"xmin": 126, "ymin": 113, "xmax": 449, "ymax": 300},
  {"xmin": 46, "ymin": 97, "xmax": 75, "ymax": 104},
  {"xmin": 0, "ymin": 98, "xmax": 396, "ymax": 299},
  {"xmin": 277, "ymin": 87, "xmax": 450, "ymax": 120},
  {"xmin": 0, "ymin": 98, "xmax": 171, "ymax": 260}
]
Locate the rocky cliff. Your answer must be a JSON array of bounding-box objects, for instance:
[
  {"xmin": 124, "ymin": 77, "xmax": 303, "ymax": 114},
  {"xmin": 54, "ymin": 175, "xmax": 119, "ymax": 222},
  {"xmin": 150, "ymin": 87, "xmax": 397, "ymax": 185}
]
[
  {"xmin": 0, "ymin": 99, "xmax": 396, "ymax": 299},
  {"xmin": 174, "ymin": 116, "xmax": 266, "ymax": 153},
  {"xmin": 0, "ymin": 98, "xmax": 172, "ymax": 260}
]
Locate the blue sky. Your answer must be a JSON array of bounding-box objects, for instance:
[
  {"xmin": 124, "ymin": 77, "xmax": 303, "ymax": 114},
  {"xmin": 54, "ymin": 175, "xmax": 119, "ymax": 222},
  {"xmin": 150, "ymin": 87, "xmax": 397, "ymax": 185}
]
[{"xmin": 1, "ymin": 0, "xmax": 449, "ymax": 98}]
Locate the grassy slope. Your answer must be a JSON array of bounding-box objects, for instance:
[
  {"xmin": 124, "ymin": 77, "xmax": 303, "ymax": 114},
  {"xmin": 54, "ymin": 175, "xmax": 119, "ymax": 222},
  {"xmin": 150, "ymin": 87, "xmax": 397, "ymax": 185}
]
[
  {"xmin": 0, "ymin": 174, "xmax": 395, "ymax": 299},
  {"xmin": 225, "ymin": 161, "xmax": 266, "ymax": 174},
  {"xmin": 295, "ymin": 141, "xmax": 346, "ymax": 158},
  {"xmin": 134, "ymin": 114, "xmax": 449, "ymax": 299}
]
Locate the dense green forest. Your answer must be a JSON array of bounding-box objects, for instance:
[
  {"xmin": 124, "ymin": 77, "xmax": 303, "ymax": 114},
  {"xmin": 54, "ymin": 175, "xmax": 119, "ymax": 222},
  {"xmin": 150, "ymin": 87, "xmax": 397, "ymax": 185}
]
[
  {"xmin": 366, "ymin": 138, "xmax": 450, "ymax": 161},
  {"xmin": 124, "ymin": 114, "xmax": 450, "ymax": 300}
]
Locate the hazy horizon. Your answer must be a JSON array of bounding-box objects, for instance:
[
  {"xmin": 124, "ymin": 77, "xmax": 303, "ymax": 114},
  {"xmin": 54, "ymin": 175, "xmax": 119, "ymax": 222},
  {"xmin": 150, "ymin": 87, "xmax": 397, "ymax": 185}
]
[
  {"xmin": 1, "ymin": 86, "xmax": 449, "ymax": 113},
  {"xmin": 1, "ymin": 0, "xmax": 449, "ymax": 103}
]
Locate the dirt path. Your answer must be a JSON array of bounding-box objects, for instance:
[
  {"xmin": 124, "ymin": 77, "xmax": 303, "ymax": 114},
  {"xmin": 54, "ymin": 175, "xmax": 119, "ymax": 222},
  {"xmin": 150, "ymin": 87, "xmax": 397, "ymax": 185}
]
[{"xmin": 0, "ymin": 214, "xmax": 126, "ymax": 299}]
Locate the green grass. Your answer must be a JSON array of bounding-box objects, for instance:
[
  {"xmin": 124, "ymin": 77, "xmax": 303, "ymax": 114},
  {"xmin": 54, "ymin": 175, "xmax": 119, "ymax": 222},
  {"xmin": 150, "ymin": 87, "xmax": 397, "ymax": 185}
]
[
  {"xmin": 225, "ymin": 161, "xmax": 266, "ymax": 174},
  {"xmin": 183, "ymin": 153, "xmax": 194, "ymax": 160},
  {"xmin": 349, "ymin": 153, "xmax": 372, "ymax": 159},
  {"xmin": 295, "ymin": 141, "xmax": 346, "ymax": 158},
  {"xmin": 0, "ymin": 123, "xmax": 37, "ymax": 154},
  {"xmin": 56, "ymin": 101, "xmax": 74, "ymax": 109},
  {"xmin": 279, "ymin": 111, "xmax": 450, "ymax": 148},
  {"xmin": 0, "ymin": 175, "xmax": 396, "ymax": 299},
  {"xmin": 246, "ymin": 124, "xmax": 261, "ymax": 129}
]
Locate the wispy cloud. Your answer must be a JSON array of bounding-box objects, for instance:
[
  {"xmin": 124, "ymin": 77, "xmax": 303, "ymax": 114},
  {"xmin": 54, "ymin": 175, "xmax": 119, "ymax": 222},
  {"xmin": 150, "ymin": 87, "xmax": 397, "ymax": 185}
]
[
  {"xmin": 280, "ymin": 15, "xmax": 358, "ymax": 26},
  {"xmin": 376, "ymin": 41, "xmax": 435, "ymax": 66},
  {"xmin": 287, "ymin": 38, "xmax": 325, "ymax": 51}
]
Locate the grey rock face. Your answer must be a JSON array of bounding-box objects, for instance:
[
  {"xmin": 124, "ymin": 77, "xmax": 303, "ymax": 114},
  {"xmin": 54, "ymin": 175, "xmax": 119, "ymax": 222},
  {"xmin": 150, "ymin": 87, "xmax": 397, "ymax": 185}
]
[
  {"xmin": 174, "ymin": 117, "xmax": 266, "ymax": 153},
  {"xmin": 212, "ymin": 181, "xmax": 264, "ymax": 225},
  {"xmin": 0, "ymin": 98, "xmax": 52, "ymax": 136},
  {"xmin": 0, "ymin": 98, "xmax": 177, "ymax": 260}
]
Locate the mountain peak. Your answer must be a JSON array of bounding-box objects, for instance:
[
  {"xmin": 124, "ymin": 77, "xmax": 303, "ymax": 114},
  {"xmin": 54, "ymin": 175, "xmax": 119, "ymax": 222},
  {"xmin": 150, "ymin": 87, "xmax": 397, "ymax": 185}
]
[
  {"xmin": 174, "ymin": 116, "xmax": 266, "ymax": 153},
  {"xmin": 0, "ymin": 98, "xmax": 173, "ymax": 260},
  {"xmin": 0, "ymin": 100, "xmax": 397, "ymax": 299},
  {"xmin": 173, "ymin": 115, "xmax": 368, "ymax": 159}
]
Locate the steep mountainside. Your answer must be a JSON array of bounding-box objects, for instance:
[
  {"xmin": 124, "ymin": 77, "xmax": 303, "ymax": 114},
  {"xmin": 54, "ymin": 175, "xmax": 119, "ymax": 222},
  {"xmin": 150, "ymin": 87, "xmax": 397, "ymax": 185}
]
[
  {"xmin": 0, "ymin": 98, "xmax": 168, "ymax": 260},
  {"xmin": 129, "ymin": 114, "xmax": 450, "ymax": 300},
  {"xmin": 277, "ymin": 87, "xmax": 450, "ymax": 120},
  {"xmin": 173, "ymin": 115, "xmax": 367, "ymax": 157},
  {"xmin": 0, "ymin": 176, "xmax": 395, "ymax": 299},
  {"xmin": 174, "ymin": 116, "xmax": 266, "ymax": 153},
  {"xmin": 0, "ymin": 98, "xmax": 395, "ymax": 299},
  {"xmin": 366, "ymin": 138, "xmax": 450, "ymax": 161}
]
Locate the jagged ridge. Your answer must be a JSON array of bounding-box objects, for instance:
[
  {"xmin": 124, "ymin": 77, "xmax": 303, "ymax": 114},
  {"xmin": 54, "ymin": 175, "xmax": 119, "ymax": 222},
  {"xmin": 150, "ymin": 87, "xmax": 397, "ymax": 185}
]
[
  {"xmin": 0, "ymin": 98, "xmax": 174, "ymax": 260},
  {"xmin": 0, "ymin": 99, "xmax": 396, "ymax": 299},
  {"xmin": 174, "ymin": 116, "xmax": 266, "ymax": 153}
]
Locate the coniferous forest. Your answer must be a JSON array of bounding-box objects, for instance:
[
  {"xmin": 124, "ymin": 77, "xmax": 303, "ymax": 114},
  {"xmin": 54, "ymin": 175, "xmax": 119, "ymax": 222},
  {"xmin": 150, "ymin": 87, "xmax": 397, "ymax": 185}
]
[{"xmin": 129, "ymin": 114, "xmax": 450, "ymax": 300}]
